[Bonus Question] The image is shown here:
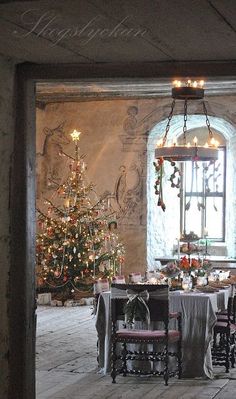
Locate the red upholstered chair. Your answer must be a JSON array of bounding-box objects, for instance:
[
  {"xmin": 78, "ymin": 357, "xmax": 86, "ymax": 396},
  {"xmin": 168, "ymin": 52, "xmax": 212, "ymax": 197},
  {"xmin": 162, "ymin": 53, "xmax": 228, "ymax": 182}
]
[
  {"xmin": 110, "ymin": 284, "xmax": 182, "ymax": 385},
  {"xmin": 212, "ymin": 295, "xmax": 236, "ymax": 372},
  {"xmin": 216, "ymin": 295, "xmax": 236, "ymax": 324}
]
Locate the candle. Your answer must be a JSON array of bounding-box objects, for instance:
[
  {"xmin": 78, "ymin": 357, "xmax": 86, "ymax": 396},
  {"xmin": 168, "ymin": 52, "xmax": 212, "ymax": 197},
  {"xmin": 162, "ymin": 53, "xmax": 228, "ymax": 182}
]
[{"xmin": 203, "ymin": 228, "xmax": 208, "ymax": 237}]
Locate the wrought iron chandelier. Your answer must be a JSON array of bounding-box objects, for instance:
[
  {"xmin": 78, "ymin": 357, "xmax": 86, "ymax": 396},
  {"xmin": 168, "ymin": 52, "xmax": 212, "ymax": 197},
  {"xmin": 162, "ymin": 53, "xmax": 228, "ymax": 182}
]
[{"xmin": 154, "ymin": 79, "xmax": 219, "ymax": 211}]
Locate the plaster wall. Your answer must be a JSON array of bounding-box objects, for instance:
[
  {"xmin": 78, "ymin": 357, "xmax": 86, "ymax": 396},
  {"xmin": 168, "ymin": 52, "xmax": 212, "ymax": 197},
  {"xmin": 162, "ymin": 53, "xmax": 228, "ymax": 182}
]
[
  {"xmin": 0, "ymin": 55, "xmax": 16, "ymax": 398},
  {"xmin": 36, "ymin": 99, "xmax": 153, "ymax": 275},
  {"xmin": 36, "ymin": 95, "xmax": 236, "ymax": 276}
]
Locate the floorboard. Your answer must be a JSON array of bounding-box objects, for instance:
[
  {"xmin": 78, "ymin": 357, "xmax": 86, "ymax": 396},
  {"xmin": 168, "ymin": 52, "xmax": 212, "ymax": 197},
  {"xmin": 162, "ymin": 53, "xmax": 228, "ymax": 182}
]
[{"xmin": 36, "ymin": 305, "xmax": 236, "ymax": 399}]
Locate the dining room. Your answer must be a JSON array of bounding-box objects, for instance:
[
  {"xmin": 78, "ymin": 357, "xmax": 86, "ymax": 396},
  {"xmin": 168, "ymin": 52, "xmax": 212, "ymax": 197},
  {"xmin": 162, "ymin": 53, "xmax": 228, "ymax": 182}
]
[
  {"xmin": 35, "ymin": 78, "xmax": 236, "ymax": 398},
  {"xmin": 2, "ymin": 2, "xmax": 236, "ymax": 399}
]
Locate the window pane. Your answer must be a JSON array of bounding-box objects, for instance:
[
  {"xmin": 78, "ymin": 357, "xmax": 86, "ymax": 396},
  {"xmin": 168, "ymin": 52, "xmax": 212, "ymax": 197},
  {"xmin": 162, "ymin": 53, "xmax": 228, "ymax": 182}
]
[
  {"xmin": 205, "ymin": 197, "xmax": 223, "ymax": 239},
  {"xmin": 185, "ymin": 162, "xmax": 204, "ymax": 193},
  {"xmin": 184, "ymin": 196, "xmax": 202, "ymax": 237},
  {"xmin": 206, "ymin": 152, "xmax": 224, "ymax": 193},
  {"xmin": 181, "ymin": 148, "xmax": 225, "ymax": 241}
]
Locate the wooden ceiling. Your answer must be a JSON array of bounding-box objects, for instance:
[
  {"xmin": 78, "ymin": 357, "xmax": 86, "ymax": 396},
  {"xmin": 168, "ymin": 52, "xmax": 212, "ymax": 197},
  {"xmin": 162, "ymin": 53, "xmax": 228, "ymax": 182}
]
[{"xmin": 1, "ymin": 0, "xmax": 236, "ymax": 64}]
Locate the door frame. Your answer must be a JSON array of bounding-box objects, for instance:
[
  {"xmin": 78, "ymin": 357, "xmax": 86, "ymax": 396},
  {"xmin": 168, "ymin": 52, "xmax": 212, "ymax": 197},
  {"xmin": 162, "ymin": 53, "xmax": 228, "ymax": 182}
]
[{"xmin": 10, "ymin": 61, "xmax": 236, "ymax": 398}]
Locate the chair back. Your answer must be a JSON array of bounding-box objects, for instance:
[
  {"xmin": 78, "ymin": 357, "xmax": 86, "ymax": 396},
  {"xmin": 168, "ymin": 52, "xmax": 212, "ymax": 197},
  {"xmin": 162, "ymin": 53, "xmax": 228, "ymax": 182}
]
[{"xmin": 111, "ymin": 283, "xmax": 169, "ymax": 325}]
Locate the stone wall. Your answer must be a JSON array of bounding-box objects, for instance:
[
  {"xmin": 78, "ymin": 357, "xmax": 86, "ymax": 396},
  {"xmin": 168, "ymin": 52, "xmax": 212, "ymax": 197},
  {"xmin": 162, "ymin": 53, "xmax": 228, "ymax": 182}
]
[
  {"xmin": 0, "ymin": 55, "xmax": 16, "ymax": 398},
  {"xmin": 36, "ymin": 95, "xmax": 236, "ymax": 276}
]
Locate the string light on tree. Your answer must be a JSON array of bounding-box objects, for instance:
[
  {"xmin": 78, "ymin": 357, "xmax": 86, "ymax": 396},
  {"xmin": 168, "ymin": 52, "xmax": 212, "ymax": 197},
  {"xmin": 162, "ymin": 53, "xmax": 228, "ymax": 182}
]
[{"xmin": 36, "ymin": 129, "xmax": 125, "ymax": 298}]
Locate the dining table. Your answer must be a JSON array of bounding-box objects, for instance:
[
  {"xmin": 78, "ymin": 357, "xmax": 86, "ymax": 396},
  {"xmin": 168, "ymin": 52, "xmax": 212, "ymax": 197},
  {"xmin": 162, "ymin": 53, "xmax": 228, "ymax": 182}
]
[{"xmin": 95, "ymin": 285, "xmax": 231, "ymax": 379}]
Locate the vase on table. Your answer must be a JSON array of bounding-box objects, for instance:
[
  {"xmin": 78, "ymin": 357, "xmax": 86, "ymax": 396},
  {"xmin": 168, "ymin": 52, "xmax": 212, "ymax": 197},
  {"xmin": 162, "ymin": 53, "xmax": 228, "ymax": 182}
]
[{"xmin": 182, "ymin": 273, "xmax": 192, "ymax": 291}]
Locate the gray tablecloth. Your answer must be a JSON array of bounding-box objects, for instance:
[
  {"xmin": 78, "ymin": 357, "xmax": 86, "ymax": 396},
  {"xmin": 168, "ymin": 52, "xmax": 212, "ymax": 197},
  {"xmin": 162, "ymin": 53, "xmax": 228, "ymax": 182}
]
[{"xmin": 95, "ymin": 289, "xmax": 229, "ymax": 379}]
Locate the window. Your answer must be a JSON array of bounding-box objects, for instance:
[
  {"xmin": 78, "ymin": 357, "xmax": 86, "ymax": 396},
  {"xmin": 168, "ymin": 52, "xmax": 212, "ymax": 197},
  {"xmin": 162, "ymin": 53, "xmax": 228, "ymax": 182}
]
[{"xmin": 180, "ymin": 147, "xmax": 226, "ymax": 241}]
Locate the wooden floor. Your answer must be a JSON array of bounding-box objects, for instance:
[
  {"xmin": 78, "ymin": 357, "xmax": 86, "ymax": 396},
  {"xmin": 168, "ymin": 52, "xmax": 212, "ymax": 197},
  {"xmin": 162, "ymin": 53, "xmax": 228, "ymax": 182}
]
[{"xmin": 36, "ymin": 305, "xmax": 236, "ymax": 399}]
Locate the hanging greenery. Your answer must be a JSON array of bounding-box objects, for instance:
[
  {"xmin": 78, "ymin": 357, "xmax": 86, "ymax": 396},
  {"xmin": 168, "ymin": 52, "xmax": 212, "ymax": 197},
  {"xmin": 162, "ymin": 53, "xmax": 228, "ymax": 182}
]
[{"xmin": 124, "ymin": 293, "xmax": 150, "ymax": 325}]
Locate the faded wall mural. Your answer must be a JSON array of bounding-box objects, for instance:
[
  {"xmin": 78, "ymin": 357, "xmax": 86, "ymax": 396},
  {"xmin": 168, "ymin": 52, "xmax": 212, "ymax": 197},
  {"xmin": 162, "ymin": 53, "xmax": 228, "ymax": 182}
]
[
  {"xmin": 36, "ymin": 99, "xmax": 155, "ymax": 274},
  {"xmin": 36, "ymin": 95, "xmax": 236, "ymax": 274},
  {"xmin": 36, "ymin": 121, "xmax": 70, "ymax": 198}
]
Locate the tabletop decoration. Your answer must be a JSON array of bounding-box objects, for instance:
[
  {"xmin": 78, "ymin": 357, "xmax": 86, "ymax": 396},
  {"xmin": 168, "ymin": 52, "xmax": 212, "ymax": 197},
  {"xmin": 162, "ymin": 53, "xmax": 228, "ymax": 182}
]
[
  {"xmin": 201, "ymin": 259, "xmax": 213, "ymax": 271},
  {"xmin": 180, "ymin": 242, "xmax": 199, "ymax": 254},
  {"xmin": 129, "ymin": 273, "xmax": 142, "ymax": 283},
  {"xmin": 161, "ymin": 261, "xmax": 180, "ymax": 278},
  {"xmin": 146, "ymin": 270, "xmax": 165, "ymax": 284},
  {"xmin": 179, "ymin": 256, "xmax": 201, "ymax": 272},
  {"xmin": 196, "ymin": 275, "xmax": 208, "ymax": 286},
  {"xmin": 182, "ymin": 274, "xmax": 193, "ymax": 291}
]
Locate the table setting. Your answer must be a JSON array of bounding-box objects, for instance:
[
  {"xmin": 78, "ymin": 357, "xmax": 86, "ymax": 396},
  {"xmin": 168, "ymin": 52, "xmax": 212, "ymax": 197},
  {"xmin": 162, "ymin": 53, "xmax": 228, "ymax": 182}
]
[
  {"xmin": 94, "ymin": 228, "xmax": 236, "ymax": 379},
  {"xmin": 95, "ymin": 264, "xmax": 235, "ymax": 379}
]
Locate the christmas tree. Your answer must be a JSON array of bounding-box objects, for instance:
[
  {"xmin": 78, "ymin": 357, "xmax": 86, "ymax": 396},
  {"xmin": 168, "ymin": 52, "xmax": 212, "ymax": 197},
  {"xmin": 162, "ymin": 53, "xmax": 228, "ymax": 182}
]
[{"xmin": 36, "ymin": 129, "xmax": 125, "ymax": 298}]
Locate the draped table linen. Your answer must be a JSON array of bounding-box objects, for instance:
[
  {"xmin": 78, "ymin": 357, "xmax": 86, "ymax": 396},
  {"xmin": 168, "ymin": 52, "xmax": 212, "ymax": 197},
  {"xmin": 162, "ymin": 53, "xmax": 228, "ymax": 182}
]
[{"xmin": 95, "ymin": 288, "xmax": 230, "ymax": 379}]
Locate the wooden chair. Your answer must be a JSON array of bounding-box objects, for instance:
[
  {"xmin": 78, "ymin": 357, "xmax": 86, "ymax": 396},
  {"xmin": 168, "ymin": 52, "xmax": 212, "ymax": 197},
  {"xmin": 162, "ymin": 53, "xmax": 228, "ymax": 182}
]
[
  {"xmin": 216, "ymin": 295, "xmax": 236, "ymax": 324},
  {"xmin": 212, "ymin": 295, "xmax": 236, "ymax": 372},
  {"xmin": 110, "ymin": 283, "xmax": 182, "ymax": 385}
]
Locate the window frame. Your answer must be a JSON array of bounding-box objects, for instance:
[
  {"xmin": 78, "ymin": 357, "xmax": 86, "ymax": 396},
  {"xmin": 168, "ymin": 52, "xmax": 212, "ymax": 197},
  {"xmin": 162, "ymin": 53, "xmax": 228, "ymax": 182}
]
[{"xmin": 180, "ymin": 146, "xmax": 226, "ymax": 242}]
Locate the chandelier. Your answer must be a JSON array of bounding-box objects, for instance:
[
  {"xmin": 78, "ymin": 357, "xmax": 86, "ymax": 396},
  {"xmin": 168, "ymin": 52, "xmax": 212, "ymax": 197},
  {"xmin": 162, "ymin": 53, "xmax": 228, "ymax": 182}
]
[{"xmin": 154, "ymin": 79, "xmax": 219, "ymax": 211}]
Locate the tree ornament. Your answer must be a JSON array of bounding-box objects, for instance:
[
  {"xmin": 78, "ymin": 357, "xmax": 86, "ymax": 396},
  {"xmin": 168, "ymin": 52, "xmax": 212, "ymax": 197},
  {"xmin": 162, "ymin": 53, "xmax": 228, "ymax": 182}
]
[{"xmin": 36, "ymin": 133, "xmax": 125, "ymax": 298}]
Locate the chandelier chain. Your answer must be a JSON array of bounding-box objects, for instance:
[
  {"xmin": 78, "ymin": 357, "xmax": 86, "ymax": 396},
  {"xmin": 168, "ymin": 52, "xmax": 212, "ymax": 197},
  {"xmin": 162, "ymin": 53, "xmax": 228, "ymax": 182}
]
[
  {"xmin": 163, "ymin": 99, "xmax": 175, "ymax": 145},
  {"xmin": 203, "ymin": 101, "xmax": 213, "ymax": 139},
  {"xmin": 183, "ymin": 99, "xmax": 188, "ymax": 145}
]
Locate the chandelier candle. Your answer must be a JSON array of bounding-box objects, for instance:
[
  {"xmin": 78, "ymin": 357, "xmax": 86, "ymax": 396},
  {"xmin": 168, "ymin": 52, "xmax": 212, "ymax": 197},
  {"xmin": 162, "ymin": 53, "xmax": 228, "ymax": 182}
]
[{"xmin": 154, "ymin": 79, "xmax": 219, "ymax": 211}]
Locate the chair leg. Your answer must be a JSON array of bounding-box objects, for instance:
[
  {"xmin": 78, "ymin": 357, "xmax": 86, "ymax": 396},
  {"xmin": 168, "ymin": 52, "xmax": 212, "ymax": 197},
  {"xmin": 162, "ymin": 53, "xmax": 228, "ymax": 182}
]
[
  {"xmin": 225, "ymin": 332, "xmax": 230, "ymax": 373},
  {"xmin": 122, "ymin": 342, "xmax": 127, "ymax": 377},
  {"xmin": 177, "ymin": 315, "xmax": 182, "ymax": 379},
  {"xmin": 164, "ymin": 345, "xmax": 169, "ymax": 386},
  {"xmin": 230, "ymin": 334, "xmax": 235, "ymax": 368},
  {"xmin": 230, "ymin": 347, "xmax": 235, "ymax": 368},
  {"xmin": 111, "ymin": 339, "xmax": 117, "ymax": 383},
  {"xmin": 177, "ymin": 339, "xmax": 182, "ymax": 379},
  {"xmin": 213, "ymin": 330, "xmax": 217, "ymax": 349}
]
